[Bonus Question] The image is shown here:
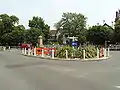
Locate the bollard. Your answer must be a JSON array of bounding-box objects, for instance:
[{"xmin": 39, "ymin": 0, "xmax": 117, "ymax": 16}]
[
  {"xmin": 9, "ymin": 46, "xmax": 10, "ymax": 51},
  {"xmin": 107, "ymin": 48, "xmax": 110, "ymax": 57},
  {"xmin": 66, "ymin": 50, "xmax": 68, "ymax": 59},
  {"xmin": 97, "ymin": 48, "xmax": 99, "ymax": 59},
  {"xmin": 34, "ymin": 47, "xmax": 36, "ymax": 56},
  {"xmin": 3, "ymin": 47, "xmax": 6, "ymax": 51},
  {"xmin": 42, "ymin": 49, "xmax": 44, "ymax": 57},
  {"xmin": 83, "ymin": 50, "xmax": 85, "ymax": 60},
  {"xmin": 104, "ymin": 48, "xmax": 106, "ymax": 58},
  {"xmin": 22, "ymin": 48, "xmax": 24, "ymax": 54},
  {"xmin": 24, "ymin": 48, "xmax": 27, "ymax": 55},
  {"xmin": 52, "ymin": 49, "xmax": 54, "ymax": 59},
  {"xmin": 28, "ymin": 48, "xmax": 31, "ymax": 55},
  {"xmin": 31, "ymin": 48, "xmax": 33, "ymax": 55}
]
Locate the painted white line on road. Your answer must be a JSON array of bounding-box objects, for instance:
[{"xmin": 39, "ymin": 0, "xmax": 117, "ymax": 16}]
[
  {"xmin": 77, "ymin": 75, "xmax": 86, "ymax": 78},
  {"xmin": 77, "ymin": 73, "xmax": 88, "ymax": 78},
  {"xmin": 115, "ymin": 85, "xmax": 120, "ymax": 88},
  {"xmin": 116, "ymin": 68, "xmax": 120, "ymax": 70}
]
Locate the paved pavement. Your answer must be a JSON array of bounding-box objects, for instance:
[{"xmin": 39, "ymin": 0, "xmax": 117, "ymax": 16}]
[{"xmin": 0, "ymin": 49, "xmax": 120, "ymax": 90}]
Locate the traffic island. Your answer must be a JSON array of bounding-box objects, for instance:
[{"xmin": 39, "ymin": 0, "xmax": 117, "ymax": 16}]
[{"xmin": 21, "ymin": 45, "xmax": 111, "ymax": 61}]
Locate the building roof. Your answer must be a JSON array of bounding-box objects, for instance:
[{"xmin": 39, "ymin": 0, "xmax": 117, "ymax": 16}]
[{"xmin": 49, "ymin": 30, "xmax": 57, "ymax": 36}]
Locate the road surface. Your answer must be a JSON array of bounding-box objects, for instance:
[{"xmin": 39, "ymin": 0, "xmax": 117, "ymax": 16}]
[{"xmin": 0, "ymin": 49, "xmax": 120, "ymax": 90}]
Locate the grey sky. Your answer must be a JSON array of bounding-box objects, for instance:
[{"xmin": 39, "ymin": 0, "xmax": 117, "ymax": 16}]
[{"xmin": 0, "ymin": 0, "xmax": 119, "ymax": 29}]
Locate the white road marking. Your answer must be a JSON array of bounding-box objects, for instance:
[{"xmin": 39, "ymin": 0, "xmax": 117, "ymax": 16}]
[
  {"xmin": 77, "ymin": 75, "xmax": 86, "ymax": 78},
  {"xmin": 77, "ymin": 73, "xmax": 88, "ymax": 78},
  {"xmin": 116, "ymin": 68, "xmax": 120, "ymax": 70},
  {"xmin": 115, "ymin": 85, "xmax": 120, "ymax": 88}
]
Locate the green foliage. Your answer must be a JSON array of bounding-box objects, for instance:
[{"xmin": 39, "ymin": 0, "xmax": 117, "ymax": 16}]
[
  {"xmin": 82, "ymin": 45, "xmax": 97, "ymax": 58},
  {"xmin": 0, "ymin": 14, "xmax": 25, "ymax": 46},
  {"xmin": 113, "ymin": 20, "xmax": 120, "ymax": 43},
  {"xmin": 56, "ymin": 46, "xmax": 74, "ymax": 58},
  {"xmin": 25, "ymin": 28, "xmax": 43, "ymax": 46},
  {"xmin": 55, "ymin": 12, "xmax": 87, "ymax": 44},
  {"xmin": 49, "ymin": 41, "xmax": 59, "ymax": 45},
  {"xmin": 56, "ymin": 45, "xmax": 97, "ymax": 59},
  {"xmin": 72, "ymin": 48, "xmax": 83, "ymax": 58},
  {"xmin": 87, "ymin": 25, "xmax": 114, "ymax": 44},
  {"xmin": 28, "ymin": 16, "xmax": 50, "ymax": 43}
]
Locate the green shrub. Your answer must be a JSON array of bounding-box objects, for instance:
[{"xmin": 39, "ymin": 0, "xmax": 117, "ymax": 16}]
[
  {"xmin": 56, "ymin": 45, "xmax": 97, "ymax": 59},
  {"xmin": 83, "ymin": 45, "xmax": 97, "ymax": 58},
  {"xmin": 56, "ymin": 46, "xmax": 73, "ymax": 58}
]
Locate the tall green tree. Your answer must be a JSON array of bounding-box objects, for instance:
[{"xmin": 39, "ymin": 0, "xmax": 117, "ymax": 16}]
[
  {"xmin": 1, "ymin": 25, "xmax": 25, "ymax": 46},
  {"xmin": 0, "ymin": 14, "xmax": 19, "ymax": 35},
  {"xmin": 25, "ymin": 28, "xmax": 43, "ymax": 46},
  {"xmin": 0, "ymin": 14, "xmax": 25, "ymax": 46},
  {"xmin": 87, "ymin": 25, "xmax": 114, "ymax": 45},
  {"xmin": 113, "ymin": 20, "xmax": 120, "ymax": 43},
  {"xmin": 28, "ymin": 16, "xmax": 50, "ymax": 43},
  {"xmin": 55, "ymin": 12, "xmax": 87, "ymax": 44}
]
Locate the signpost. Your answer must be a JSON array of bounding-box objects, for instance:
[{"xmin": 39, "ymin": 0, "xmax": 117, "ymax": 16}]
[{"xmin": 67, "ymin": 36, "xmax": 78, "ymax": 47}]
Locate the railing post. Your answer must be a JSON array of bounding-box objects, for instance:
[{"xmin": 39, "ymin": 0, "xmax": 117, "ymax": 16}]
[
  {"xmin": 22, "ymin": 48, "xmax": 24, "ymax": 54},
  {"xmin": 104, "ymin": 48, "xmax": 106, "ymax": 58},
  {"xmin": 107, "ymin": 48, "xmax": 110, "ymax": 57},
  {"xmin": 34, "ymin": 47, "xmax": 36, "ymax": 56},
  {"xmin": 97, "ymin": 48, "xmax": 99, "ymax": 59},
  {"xmin": 3, "ymin": 47, "xmax": 6, "ymax": 51},
  {"xmin": 42, "ymin": 49, "xmax": 44, "ymax": 57},
  {"xmin": 83, "ymin": 50, "xmax": 85, "ymax": 60},
  {"xmin": 52, "ymin": 49, "xmax": 54, "ymax": 59},
  {"xmin": 9, "ymin": 46, "xmax": 10, "ymax": 51},
  {"xmin": 66, "ymin": 50, "xmax": 68, "ymax": 59},
  {"xmin": 28, "ymin": 48, "xmax": 31, "ymax": 55},
  {"xmin": 24, "ymin": 48, "xmax": 27, "ymax": 55}
]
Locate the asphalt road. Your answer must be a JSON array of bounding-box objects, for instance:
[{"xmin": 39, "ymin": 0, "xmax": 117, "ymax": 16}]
[{"xmin": 0, "ymin": 49, "xmax": 120, "ymax": 90}]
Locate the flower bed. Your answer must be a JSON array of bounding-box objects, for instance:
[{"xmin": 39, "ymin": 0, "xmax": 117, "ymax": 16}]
[{"xmin": 56, "ymin": 45, "xmax": 97, "ymax": 59}]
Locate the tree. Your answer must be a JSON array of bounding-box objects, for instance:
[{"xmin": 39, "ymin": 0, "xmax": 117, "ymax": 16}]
[
  {"xmin": 1, "ymin": 25, "xmax": 25, "ymax": 46},
  {"xmin": 0, "ymin": 14, "xmax": 19, "ymax": 34},
  {"xmin": 11, "ymin": 25, "xmax": 25, "ymax": 45},
  {"xmin": 28, "ymin": 16, "xmax": 50, "ymax": 43},
  {"xmin": 25, "ymin": 28, "xmax": 43, "ymax": 46},
  {"xmin": 55, "ymin": 12, "xmax": 87, "ymax": 44},
  {"xmin": 113, "ymin": 20, "xmax": 120, "ymax": 43},
  {"xmin": 87, "ymin": 25, "xmax": 114, "ymax": 45},
  {"xmin": 0, "ymin": 14, "xmax": 26, "ymax": 46}
]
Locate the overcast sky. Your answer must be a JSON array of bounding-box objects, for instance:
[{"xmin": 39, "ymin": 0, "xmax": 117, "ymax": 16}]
[{"xmin": 0, "ymin": 0, "xmax": 120, "ymax": 29}]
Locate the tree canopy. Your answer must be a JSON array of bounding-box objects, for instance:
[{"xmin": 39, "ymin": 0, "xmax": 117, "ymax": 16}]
[
  {"xmin": 0, "ymin": 12, "xmax": 120, "ymax": 46},
  {"xmin": 55, "ymin": 12, "xmax": 87, "ymax": 44},
  {"xmin": 0, "ymin": 14, "xmax": 25, "ymax": 46},
  {"xmin": 25, "ymin": 16, "xmax": 50, "ymax": 46},
  {"xmin": 87, "ymin": 25, "xmax": 114, "ymax": 45}
]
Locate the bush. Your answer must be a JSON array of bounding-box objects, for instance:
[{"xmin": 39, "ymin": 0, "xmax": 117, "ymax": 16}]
[
  {"xmin": 56, "ymin": 45, "xmax": 97, "ymax": 59},
  {"xmin": 56, "ymin": 46, "xmax": 73, "ymax": 58},
  {"xmin": 82, "ymin": 45, "xmax": 97, "ymax": 58}
]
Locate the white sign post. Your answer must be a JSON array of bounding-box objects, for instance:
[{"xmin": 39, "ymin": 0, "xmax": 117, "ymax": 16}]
[
  {"xmin": 104, "ymin": 48, "xmax": 106, "ymax": 58},
  {"xmin": 83, "ymin": 50, "xmax": 85, "ymax": 60},
  {"xmin": 28, "ymin": 48, "xmax": 31, "ymax": 55},
  {"xmin": 107, "ymin": 48, "xmax": 110, "ymax": 57},
  {"xmin": 52, "ymin": 49, "xmax": 54, "ymax": 59},
  {"xmin": 66, "ymin": 50, "xmax": 68, "ymax": 59},
  {"xmin": 24, "ymin": 48, "xmax": 27, "ymax": 55},
  {"xmin": 3, "ymin": 47, "xmax": 6, "ymax": 51},
  {"xmin": 97, "ymin": 48, "xmax": 99, "ymax": 59},
  {"xmin": 22, "ymin": 48, "xmax": 24, "ymax": 54},
  {"xmin": 34, "ymin": 47, "xmax": 36, "ymax": 56}
]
